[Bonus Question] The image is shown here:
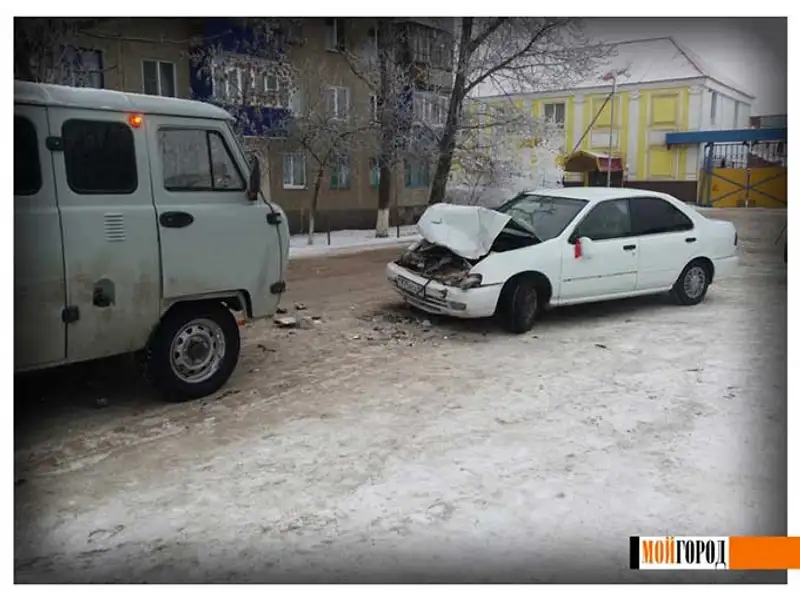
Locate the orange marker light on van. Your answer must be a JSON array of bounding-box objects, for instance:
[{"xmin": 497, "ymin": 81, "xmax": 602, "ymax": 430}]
[{"xmin": 128, "ymin": 114, "xmax": 144, "ymax": 128}]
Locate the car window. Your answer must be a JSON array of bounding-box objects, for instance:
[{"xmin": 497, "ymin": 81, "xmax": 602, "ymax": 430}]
[
  {"xmin": 15, "ymin": 116, "xmax": 42, "ymax": 196},
  {"xmin": 62, "ymin": 119, "xmax": 138, "ymax": 194},
  {"xmin": 160, "ymin": 128, "xmax": 245, "ymax": 192},
  {"xmin": 630, "ymin": 197, "xmax": 694, "ymax": 235},
  {"xmin": 494, "ymin": 194, "xmax": 587, "ymax": 241},
  {"xmin": 575, "ymin": 199, "xmax": 632, "ymax": 241}
]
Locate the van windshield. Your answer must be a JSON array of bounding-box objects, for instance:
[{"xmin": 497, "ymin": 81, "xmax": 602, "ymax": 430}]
[{"xmin": 495, "ymin": 193, "xmax": 588, "ymax": 241}]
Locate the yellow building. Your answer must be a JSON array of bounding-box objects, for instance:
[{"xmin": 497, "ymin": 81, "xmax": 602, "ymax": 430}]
[{"xmin": 473, "ymin": 37, "xmax": 755, "ymax": 201}]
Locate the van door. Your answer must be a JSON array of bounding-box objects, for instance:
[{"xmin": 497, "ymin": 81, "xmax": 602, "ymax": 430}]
[
  {"xmin": 14, "ymin": 105, "xmax": 67, "ymax": 370},
  {"xmin": 47, "ymin": 108, "xmax": 161, "ymax": 363},
  {"xmin": 146, "ymin": 116, "xmax": 282, "ymax": 316}
]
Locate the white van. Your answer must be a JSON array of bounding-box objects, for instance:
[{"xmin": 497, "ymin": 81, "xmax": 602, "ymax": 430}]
[{"xmin": 14, "ymin": 81, "xmax": 290, "ymax": 401}]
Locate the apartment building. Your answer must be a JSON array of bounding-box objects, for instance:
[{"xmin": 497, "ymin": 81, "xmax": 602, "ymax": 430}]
[
  {"xmin": 15, "ymin": 17, "xmax": 455, "ymax": 232},
  {"xmin": 471, "ymin": 37, "xmax": 755, "ymax": 202}
]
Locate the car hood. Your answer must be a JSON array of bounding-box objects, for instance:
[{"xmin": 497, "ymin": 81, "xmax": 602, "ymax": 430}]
[{"xmin": 416, "ymin": 204, "xmax": 515, "ymax": 261}]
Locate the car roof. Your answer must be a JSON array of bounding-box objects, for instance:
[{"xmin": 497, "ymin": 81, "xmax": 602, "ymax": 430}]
[
  {"xmin": 14, "ymin": 80, "xmax": 234, "ymax": 122},
  {"xmin": 524, "ymin": 186, "xmax": 677, "ymax": 205}
]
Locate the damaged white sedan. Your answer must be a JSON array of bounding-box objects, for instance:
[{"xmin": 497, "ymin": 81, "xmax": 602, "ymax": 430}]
[{"xmin": 387, "ymin": 188, "xmax": 739, "ymax": 333}]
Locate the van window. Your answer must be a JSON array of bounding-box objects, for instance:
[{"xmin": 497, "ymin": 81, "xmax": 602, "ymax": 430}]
[
  {"xmin": 15, "ymin": 116, "xmax": 42, "ymax": 196},
  {"xmin": 63, "ymin": 120, "xmax": 138, "ymax": 194},
  {"xmin": 160, "ymin": 129, "xmax": 245, "ymax": 192}
]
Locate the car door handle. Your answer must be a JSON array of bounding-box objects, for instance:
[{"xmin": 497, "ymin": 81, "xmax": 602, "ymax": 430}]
[
  {"xmin": 686, "ymin": 237, "xmax": 697, "ymax": 243},
  {"xmin": 159, "ymin": 211, "xmax": 195, "ymax": 228},
  {"xmin": 623, "ymin": 244, "xmax": 637, "ymax": 251}
]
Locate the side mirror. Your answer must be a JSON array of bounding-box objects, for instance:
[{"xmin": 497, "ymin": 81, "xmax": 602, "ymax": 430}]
[
  {"xmin": 247, "ymin": 153, "xmax": 261, "ymax": 201},
  {"xmin": 573, "ymin": 236, "xmax": 593, "ymax": 259}
]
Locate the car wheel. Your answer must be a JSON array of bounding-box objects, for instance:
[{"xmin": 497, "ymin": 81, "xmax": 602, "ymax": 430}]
[
  {"xmin": 145, "ymin": 302, "xmax": 241, "ymax": 402},
  {"xmin": 500, "ymin": 277, "xmax": 539, "ymax": 334},
  {"xmin": 672, "ymin": 260, "xmax": 711, "ymax": 306}
]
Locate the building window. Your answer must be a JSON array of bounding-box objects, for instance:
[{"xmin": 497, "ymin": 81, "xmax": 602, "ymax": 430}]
[
  {"xmin": 63, "ymin": 120, "xmax": 137, "ymax": 194},
  {"xmin": 283, "ymin": 152, "xmax": 307, "ymax": 189},
  {"xmin": 330, "ymin": 154, "xmax": 351, "ymax": 189},
  {"xmin": 142, "ymin": 60, "xmax": 176, "ymax": 97},
  {"xmin": 414, "ymin": 93, "xmax": 447, "ymax": 126},
  {"xmin": 327, "ymin": 86, "xmax": 350, "ymax": 119},
  {"xmin": 405, "ymin": 158, "xmax": 429, "ymax": 188},
  {"xmin": 61, "ymin": 47, "xmax": 104, "ymax": 89},
  {"xmin": 212, "ymin": 62, "xmax": 242, "ymax": 104},
  {"xmin": 264, "ymin": 74, "xmax": 279, "ymax": 92},
  {"xmin": 544, "ymin": 102, "xmax": 565, "ymax": 127},
  {"xmin": 325, "ymin": 18, "xmax": 346, "ymax": 52},
  {"xmin": 369, "ymin": 157, "xmax": 380, "ymax": 188},
  {"xmin": 710, "ymin": 91, "xmax": 718, "ymax": 125},
  {"xmin": 159, "ymin": 128, "xmax": 245, "ymax": 192},
  {"xmin": 14, "ymin": 116, "xmax": 42, "ymax": 196}
]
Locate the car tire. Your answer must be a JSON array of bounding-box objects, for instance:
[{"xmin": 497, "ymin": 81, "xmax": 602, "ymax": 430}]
[
  {"xmin": 672, "ymin": 260, "xmax": 711, "ymax": 306},
  {"xmin": 145, "ymin": 302, "xmax": 241, "ymax": 402},
  {"xmin": 500, "ymin": 277, "xmax": 539, "ymax": 334}
]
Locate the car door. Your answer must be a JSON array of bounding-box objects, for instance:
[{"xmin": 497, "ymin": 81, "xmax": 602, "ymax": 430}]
[
  {"xmin": 48, "ymin": 108, "xmax": 162, "ymax": 363},
  {"xmin": 14, "ymin": 105, "xmax": 67, "ymax": 370},
  {"xmin": 147, "ymin": 116, "xmax": 280, "ymax": 310},
  {"xmin": 629, "ymin": 197, "xmax": 696, "ymax": 291},
  {"xmin": 559, "ymin": 198, "xmax": 639, "ymax": 302}
]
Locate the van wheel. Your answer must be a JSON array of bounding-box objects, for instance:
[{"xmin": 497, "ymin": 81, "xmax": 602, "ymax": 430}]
[
  {"xmin": 499, "ymin": 277, "xmax": 539, "ymax": 334},
  {"xmin": 672, "ymin": 260, "xmax": 711, "ymax": 306},
  {"xmin": 145, "ymin": 302, "xmax": 240, "ymax": 402}
]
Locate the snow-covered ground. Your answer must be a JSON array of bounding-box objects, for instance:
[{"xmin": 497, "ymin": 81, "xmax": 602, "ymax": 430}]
[
  {"xmin": 290, "ymin": 226, "xmax": 420, "ymax": 258},
  {"xmin": 14, "ymin": 208, "xmax": 787, "ymax": 583}
]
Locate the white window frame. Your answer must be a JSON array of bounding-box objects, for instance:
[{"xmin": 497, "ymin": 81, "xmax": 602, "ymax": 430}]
[
  {"xmin": 331, "ymin": 154, "xmax": 351, "ymax": 189},
  {"xmin": 326, "ymin": 18, "xmax": 344, "ymax": 52},
  {"xmin": 142, "ymin": 59, "xmax": 177, "ymax": 97},
  {"xmin": 544, "ymin": 102, "xmax": 566, "ymax": 127},
  {"xmin": 413, "ymin": 92, "xmax": 447, "ymax": 126},
  {"xmin": 328, "ymin": 86, "xmax": 350, "ymax": 120},
  {"xmin": 282, "ymin": 152, "xmax": 307, "ymax": 189},
  {"xmin": 264, "ymin": 74, "xmax": 279, "ymax": 93}
]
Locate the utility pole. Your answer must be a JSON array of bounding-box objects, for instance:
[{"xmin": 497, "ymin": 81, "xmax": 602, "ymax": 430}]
[{"xmin": 607, "ymin": 72, "xmax": 616, "ymax": 187}]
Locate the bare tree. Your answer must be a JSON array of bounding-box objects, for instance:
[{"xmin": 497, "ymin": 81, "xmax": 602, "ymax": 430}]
[
  {"xmin": 448, "ymin": 99, "xmax": 565, "ymax": 206},
  {"xmin": 282, "ymin": 61, "xmax": 375, "ymax": 244},
  {"xmin": 343, "ymin": 19, "xmax": 456, "ymax": 236},
  {"xmin": 428, "ymin": 17, "xmax": 609, "ymax": 205},
  {"xmin": 14, "ymin": 17, "xmax": 117, "ymax": 86}
]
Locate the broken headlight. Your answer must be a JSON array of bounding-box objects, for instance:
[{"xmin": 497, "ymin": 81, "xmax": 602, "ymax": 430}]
[{"xmin": 459, "ymin": 273, "xmax": 483, "ymax": 290}]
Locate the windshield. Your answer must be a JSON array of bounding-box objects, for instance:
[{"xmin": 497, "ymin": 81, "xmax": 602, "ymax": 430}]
[{"xmin": 495, "ymin": 193, "xmax": 588, "ymax": 241}]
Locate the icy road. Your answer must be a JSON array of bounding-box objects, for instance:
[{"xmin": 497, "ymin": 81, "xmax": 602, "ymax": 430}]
[{"xmin": 14, "ymin": 208, "xmax": 787, "ymax": 583}]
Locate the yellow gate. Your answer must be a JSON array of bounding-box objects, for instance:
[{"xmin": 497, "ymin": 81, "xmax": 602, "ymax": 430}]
[{"xmin": 699, "ymin": 142, "xmax": 787, "ymax": 208}]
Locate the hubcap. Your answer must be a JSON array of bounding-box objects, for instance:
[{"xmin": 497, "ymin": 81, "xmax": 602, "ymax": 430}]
[
  {"xmin": 683, "ymin": 266, "xmax": 707, "ymax": 299},
  {"xmin": 169, "ymin": 318, "xmax": 226, "ymax": 384}
]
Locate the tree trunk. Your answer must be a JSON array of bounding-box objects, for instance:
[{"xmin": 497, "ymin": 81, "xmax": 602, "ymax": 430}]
[
  {"xmin": 375, "ymin": 18, "xmax": 393, "ymax": 237},
  {"xmin": 428, "ymin": 18, "xmax": 474, "ymax": 206},
  {"xmin": 375, "ymin": 207, "xmax": 390, "ymax": 237},
  {"xmin": 307, "ymin": 167, "xmax": 324, "ymax": 245}
]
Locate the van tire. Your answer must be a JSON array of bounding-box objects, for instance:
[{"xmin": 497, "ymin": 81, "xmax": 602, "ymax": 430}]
[{"xmin": 145, "ymin": 302, "xmax": 241, "ymax": 402}]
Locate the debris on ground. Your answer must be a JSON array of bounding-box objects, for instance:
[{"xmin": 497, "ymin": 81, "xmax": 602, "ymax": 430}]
[
  {"xmin": 94, "ymin": 397, "xmax": 109, "ymax": 409},
  {"xmin": 297, "ymin": 316, "xmax": 321, "ymax": 330},
  {"xmin": 274, "ymin": 316, "xmax": 298, "ymax": 328},
  {"xmin": 276, "ymin": 307, "xmax": 288, "ymax": 314},
  {"xmin": 295, "ymin": 302, "xmax": 308, "ymax": 311},
  {"xmin": 594, "ymin": 343, "xmax": 608, "ymax": 350},
  {"xmin": 421, "ymin": 319, "xmax": 432, "ymax": 330}
]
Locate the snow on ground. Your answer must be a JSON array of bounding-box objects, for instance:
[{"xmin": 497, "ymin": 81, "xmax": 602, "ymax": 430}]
[
  {"xmin": 290, "ymin": 226, "xmax": 420, "ymax": 258},
  {"xmin": 14, "ymin": 208, "xmax": 787, "ymax": 583}
]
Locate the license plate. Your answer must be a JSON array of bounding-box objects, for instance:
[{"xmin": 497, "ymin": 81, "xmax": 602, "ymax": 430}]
[{"xmin": 396, "ymin": 275, "xmax": 424, "ymax": 295}]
